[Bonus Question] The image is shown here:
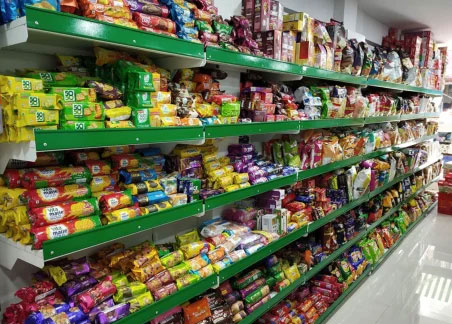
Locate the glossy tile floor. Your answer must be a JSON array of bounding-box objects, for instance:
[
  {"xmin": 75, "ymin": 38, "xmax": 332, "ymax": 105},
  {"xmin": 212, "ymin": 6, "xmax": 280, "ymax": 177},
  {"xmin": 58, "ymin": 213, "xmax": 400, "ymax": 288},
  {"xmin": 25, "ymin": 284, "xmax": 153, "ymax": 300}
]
[{"xmin": 327, "ymin": 209, "xmax": 452, "ymax": 324}]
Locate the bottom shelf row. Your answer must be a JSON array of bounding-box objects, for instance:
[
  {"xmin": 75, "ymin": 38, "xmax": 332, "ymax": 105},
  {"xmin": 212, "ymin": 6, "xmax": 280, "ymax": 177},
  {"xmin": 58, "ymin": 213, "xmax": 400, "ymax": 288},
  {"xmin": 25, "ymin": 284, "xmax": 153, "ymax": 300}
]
[{"xmin": 2, "ymin": 167, "xmax": 439, "ymax": 324}]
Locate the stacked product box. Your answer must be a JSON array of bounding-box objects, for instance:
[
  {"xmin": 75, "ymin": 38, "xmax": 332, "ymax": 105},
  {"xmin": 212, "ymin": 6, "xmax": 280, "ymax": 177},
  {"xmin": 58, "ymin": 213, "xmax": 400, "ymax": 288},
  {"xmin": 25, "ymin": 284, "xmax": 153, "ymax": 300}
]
[{"xmin": 253, "ymin": 0, "xmax": 284, "ymax": 60}]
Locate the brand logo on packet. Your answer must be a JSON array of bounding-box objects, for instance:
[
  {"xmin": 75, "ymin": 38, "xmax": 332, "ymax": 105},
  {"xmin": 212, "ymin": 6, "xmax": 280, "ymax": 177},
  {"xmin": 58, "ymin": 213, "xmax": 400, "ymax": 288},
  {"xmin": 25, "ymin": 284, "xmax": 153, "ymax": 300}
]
[
  {"xmin": 72, "ymin": 104, "xmax": 84, "ymax": 117},
  {"xmin": 22, "ymin": 80, "xmax": 32, "ymax": 91},
  {"xmin": 37, "ymin": 169, "xmax": 56, "ymax": 178},
  {"xmin": 47, "ymin": 224, "xmax": 69, "ymax": 239},
  {"xmin": 128, "ymin": 0, "xmax": 138, "ymax": 10},
  {"xmin": 108, "ymin": 197, "xmax": 119, "ymax": 208},
  {"xmin": 92, "ymin": 165, "xmax": 101, "ymax": 174},
  {"xmin": 138, "ymin": 110, "xmax": 148, "ymax": 123},
  {"xmin": 45, "ymin": 206, "xmax": 65, "ymax": 222},
  {"xmin": 39, "ymin": 187, "xmax": 59, "ymax": 201}
]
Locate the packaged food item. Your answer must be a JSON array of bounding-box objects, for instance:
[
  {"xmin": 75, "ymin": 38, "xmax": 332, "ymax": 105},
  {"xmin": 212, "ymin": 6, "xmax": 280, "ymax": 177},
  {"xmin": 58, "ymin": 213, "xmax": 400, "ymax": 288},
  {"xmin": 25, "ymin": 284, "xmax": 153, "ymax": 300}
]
[
  {"xmin": 90, "ymin": 175, "xmax": 117, "ymax": 193},
  {"xmin": 16, "ymin": 109, "xmax": 59, "ymax": 127},
  {"xmin": 183, "ymin": 297, "xmax": 211, "ymax": 324},
  {"xmin": 153, "ymin": 282, "xmax": 178, "ymax": 301},
  {"xmin": 99, "ymin": 190, "xmax": 133, "ymax": 213},
  {"xmin": 29, "ymin": 198, "xmax": 99, "ymax": 228},
  {"xmin": 176, "ymin": 273, "xmax": 201, "ymax": 289},
  {"xmin": 180, "ymin": 241, "xmax": 210, "ymax": 259},
  {"xmin": 61, "ymin": 102, "xmax": 105, "ymax": 121},
  {"xmin": 113, "ymin": 281, "xmax": 147, "ymax": 303},
  {"xmin": 120, "ymin": 169, "xmax": 157, "ymax": 185},
  {"xmin": 95, "ymin": 303, "xmax": 130, "ymax": 324},
  {"xmin": 234, "ymin": 269, "xmax": 263, "ymax": 289},
  {"xmin": 24, "ymin": 303, "xmax": 70, "ymax": 324},
  {"xmin": 86, "ymin": 81, "xmax": 123, "ymax": 100},
  {"xmin": 161, "ymin": 250, "xmax": 184, "ymax": 268},
  {"xmin": 31, "ymin": 216, "xmax": 101, "ymax": 249},
  {"xmin": 131, "ymin": 257, "xmax": 164, "ymax": 282},
  {"xmin": 60, "ymin": 275, "xmax": 98, "ymax": 298},
  {"xmin": 88, "ymin": 299, "xmax": 115, "ymax": 322},
  {"xmin": 0, "ymin": 76, "xmax": 44, "ymax": 93},
  {"xmin": 13, "ymin": 93, "xmax": 62, "ymax": 110},
  {"xmin": 23, "ymin": 184, "xmax": 91, "ymax": 208},
  {"xmin": 134, "ymin": 191, "xmax": 168, "ymax": 207},
  {"xmin": 40, "ymin": 307, "xmax": 88, "ymax": 324},
  {"xmin": 168, "ymin": 262, "xmax": 190, "ymax": 280},
  {"xmin": 105, "ymin": 206, "xmax": 142, "ymax": 223},
  {"xmin": 60, "ymin": 121, "xmax": 105, "ymax": 130},
  {"xmin": 127, "ymin": 291, "xmax": 154, "ymax": 313},
  {"xmin": 145, "ymin": 270, "xmax": 173, "ymax": 293},
  {"xmin": 105, "ymin": 120, "xmax": 135, "ymax": 128},
  {"xmin": 105, "ymin": 106, "xmax": 132, "ymax": 121}
]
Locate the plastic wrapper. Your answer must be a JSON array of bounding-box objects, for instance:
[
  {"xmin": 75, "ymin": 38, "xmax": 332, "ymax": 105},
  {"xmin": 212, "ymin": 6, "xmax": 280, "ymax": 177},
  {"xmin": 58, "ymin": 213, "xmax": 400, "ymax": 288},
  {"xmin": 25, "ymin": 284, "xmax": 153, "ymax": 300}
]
[
  {"xmin": 86, "ymin": 81, "xmax": 122, "ymax": 100},
  {"xmin": 22, "ymin": 167, "xmax": 91, "ymax": 189},
  {"xmin": 133, "ymin": 12, "xmax": 176, "ymax": 33},
  {"xmin": 60, "ymin": 275, "xmax": 98, "ymax": 298},
  {"xmin": 41, "ymin": 307, "xmax": 88, "ymax": 324},
  {"xmin": 183, "ymin": 297, "xmax": 211, "ymax": 324},
  {"xmin": 99, "ymin": 190, "xmax": 132, "ymax": 213},
  {"xmin": 32, "ymin": 216, "xmax": 101, "ymax": 249},
  {"xmin": 105, "ymin": 106, "xmax": 132, "ymax": 122},
  {"xmin": 29, "ymin": 198, "xmax": 99, "ymax": 228},
  {"xmin": 90, "ymin": 175, "xmax": 117, "ymax": 193},
  {"xmin": 25, "ymin": 304, "xmax": 70, "ymax": 324},
  {"xmin": 61, "ymin": 121, "xmax": 105, "ymax": 130},
  {"xmin": 113, "ymin": 282, "xmax": 147, "ymax": 303},
  {"xmin": 95, "ymin": 303, "xmax": 130, "ymax": 324},
  {"xmin": 127, "ymin": 291, "xmax": 154, "ymax": 313},
  {"xmin": 23, "ymin": 184, "xmax": 91, "ymax": 209},
  {"xmin": 145, "ymin": 270, "xmax": 173, "ymax": 293},
  {"xmin": 153, "ymin": 282, "xmax": 178, "ymax": 301},
  {"xmin": 105, "ymin": 206, "xmax": 142, "ymax": 223},
  {"xmin": 176, "ymin": 273, "xmax": 201, "ymax": 289},
  {"xmin": 161, "ymin": 250, "xmax": 184, "ymax": 268},
  {"xmin": 234, "ymin": 269, "xmax": 263, "ymax": 289}
]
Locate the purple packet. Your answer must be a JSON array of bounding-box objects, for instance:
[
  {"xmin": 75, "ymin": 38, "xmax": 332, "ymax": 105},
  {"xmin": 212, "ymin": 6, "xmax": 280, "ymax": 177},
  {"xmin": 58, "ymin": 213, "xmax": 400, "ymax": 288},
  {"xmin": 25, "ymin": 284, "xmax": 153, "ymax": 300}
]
[
  {"xmin": 200, "ymin": 189, "xmax": 223, "ymax": 199},
  {"xmin": 95, "ymin": 303, "xmax": 130, "ymax": 324},
  {"xmin": 250, "ymin": 177, "xmax": 267, "ymax": 185},
  {"xmin": 233, "ymin": 161, "xmax": 246, "ymax": 173},
  {"xmin": 60, "ymin": 275, "xmax": 98, "ymax": 298},
  {"xmin": 228, "ymin": 144, "xmax": 255, "ymax": 155},
  {"xmin": 42, "ymin": 306, "xmax": 87, "ymax": 324},
  {"xmin": 224, "ymin": 291, "xmax": 240, "ymax": 305},
  {"xmin": 49, "ymin": 257, "xmax": 90, "ymax": 284},
  {"xmin": 247, "ymin": 165, "xmax": 260, "ymax": 174},
  {"xmin": 88, "ymin": 298, "xmax": 115, "ymax": 322},
  {"xmin": 239, "ymin": 277, "xmax": 266, "ymax": 299},
  {"xmin": 264, "ymin": 255, "xmax": 278, "ymax": 268},
  {"xmin": 249, "ymin": 169, "xmax": 267, "ymax": 182},
  {"xmin": 25, "ymin": 304, "xmax": 70, "ymax": 324},
  {"xmin": 239, "ymin": 233, "xmax": 262, "ymax": 249}
]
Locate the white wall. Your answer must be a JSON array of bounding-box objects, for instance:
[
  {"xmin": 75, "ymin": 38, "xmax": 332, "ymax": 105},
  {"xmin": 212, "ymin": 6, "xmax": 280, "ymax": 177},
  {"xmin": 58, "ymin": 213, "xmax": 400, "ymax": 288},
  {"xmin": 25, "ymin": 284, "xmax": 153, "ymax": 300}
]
[{"xmin": 356, "ymin": 8, "xmax": 389, "ymax": 44}]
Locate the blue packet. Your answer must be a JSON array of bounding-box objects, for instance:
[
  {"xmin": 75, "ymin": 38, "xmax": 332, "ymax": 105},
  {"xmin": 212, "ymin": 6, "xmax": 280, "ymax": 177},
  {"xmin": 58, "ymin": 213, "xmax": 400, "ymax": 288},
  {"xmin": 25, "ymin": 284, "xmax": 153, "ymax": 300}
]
[
  {"xmin": 25, "ymin": 304, "xmax": 71, "ymax": 324},
  {"xmin": 119, "ymin": 169, "xmax": 157, "ymax": 185},
  {"xmin": 136, "ymin": 147, "xmax": 161, "ymax": 157},
  {"xmin": 25, "ymin": 0, "xmax": 59, "ymax": 11},
  {"xmin": 176, "ymin": 25, "xmax": 198, "ymax": 36},
  {"xmin": 170, "ymin": 3, "xmax": 191, "ymax": 18},
  {"xmin": 4, "ymin": 0, "xmax": 18, "ymax": 23},
  {"xmin": 174, "ymin": 14, "xmax": 194, "ymax": 27},
  {"xmin": 133, "ymin": 190, "xmax": 168, "ymax": 206}
]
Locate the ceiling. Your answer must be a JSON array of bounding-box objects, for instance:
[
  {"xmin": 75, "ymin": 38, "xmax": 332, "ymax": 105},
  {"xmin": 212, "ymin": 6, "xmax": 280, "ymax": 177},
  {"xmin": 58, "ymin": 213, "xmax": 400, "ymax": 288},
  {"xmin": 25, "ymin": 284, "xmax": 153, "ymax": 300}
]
[{"xmin": 358, "ymin": 0, "xmax": 452, "ymax": 45}]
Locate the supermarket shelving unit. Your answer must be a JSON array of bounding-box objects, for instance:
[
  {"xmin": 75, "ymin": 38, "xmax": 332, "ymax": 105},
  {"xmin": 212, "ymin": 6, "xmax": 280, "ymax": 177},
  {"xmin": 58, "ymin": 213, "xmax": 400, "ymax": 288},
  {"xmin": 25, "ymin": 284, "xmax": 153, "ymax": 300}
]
[{"xmin": 0, "ymin": 7, "xmax": 443, "ymax": 324}]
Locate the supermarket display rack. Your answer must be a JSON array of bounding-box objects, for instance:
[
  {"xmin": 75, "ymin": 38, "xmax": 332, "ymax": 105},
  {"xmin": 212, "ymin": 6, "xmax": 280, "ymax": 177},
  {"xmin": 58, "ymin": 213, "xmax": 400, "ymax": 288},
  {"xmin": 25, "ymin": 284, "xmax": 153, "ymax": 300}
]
[
  {"xmin": 0, "ymin": 137, "xmax": 439, "ymax": 270},
  {"xmin": 0, "ymin": 8, "xmax": 444, "ymax": 324},
  {"xmin": 0, "ymin": 155, "xmax": 440, "ymax": 324}
]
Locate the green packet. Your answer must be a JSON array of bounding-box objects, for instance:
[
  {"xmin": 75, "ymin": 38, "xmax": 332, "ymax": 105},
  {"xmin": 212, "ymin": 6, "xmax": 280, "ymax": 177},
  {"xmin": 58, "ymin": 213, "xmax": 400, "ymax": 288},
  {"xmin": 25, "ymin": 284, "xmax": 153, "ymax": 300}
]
[
  {"xmin": 221, "ymin": 102, "xmax": 240, "ymax": 117},
  {"xmin": 61, "ymin": 102, "xmax": 105, "ymax": 121},
  {"xmin": 49, "ymin": 87, "xmax": 97, "ymax": 103},
  {"xmin": 127, "ymin": 71, "xmax": 155, "ymax": 92},
  {"xmin": 131, "ymin": 108, "xmax": 150, "ymax": 128},
  {"xmin": 127, "ymin": 91, "xmax": 154, "ymax": 108},
  {"xmin": 60, "ymin": 120, "xmax": 105, "ymax": 130},
  {"xmin": 25, "ymin": 72, "xmax": 83, "ymax": 87},
  {"xmin": 195, "ymin": 20, "xmax": 213, "ymax": 33}
]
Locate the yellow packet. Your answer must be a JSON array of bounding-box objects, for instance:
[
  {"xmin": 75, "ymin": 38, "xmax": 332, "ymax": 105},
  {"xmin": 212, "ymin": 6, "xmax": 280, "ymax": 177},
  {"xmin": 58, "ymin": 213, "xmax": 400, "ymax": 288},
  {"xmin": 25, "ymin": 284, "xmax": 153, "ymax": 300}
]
[
  {"xmin": 154, "ymin": 103, "xmax": 177, "ymax": 117},
  {"xmin": 105, "ymin": 120, "xmax": 135, "ymax": 128},
  {"xmin": 0, "ymin": 76, "xmax": 44, "ymax": 93},
  {"xmin": 205, "ymin": 160, "xmax": 221, "ymax": 172},
  {"xmin": 16, "ymin": 109, "xmax": 59, "ymax": 127},
  {"xmin": 224, "ymin": 184, "xmax": 239, "ymax": 192},
  {"xmin": 105, "ymin": 106, "xmax": 132, "ymax": 121},
  {"xmin": 283, "ymin": 264, "xmax": 301, "ymax": 283},
  {"xmin": 161, "ymin": 116, "xmax": 180, "ymax": 126},
  {"xmin": 13, "ymin": 93, "xmax": 63, "ymax": 110},
  {"xmin": 150, "ymin": 91, "xmax": 171, "ymax": 106}
]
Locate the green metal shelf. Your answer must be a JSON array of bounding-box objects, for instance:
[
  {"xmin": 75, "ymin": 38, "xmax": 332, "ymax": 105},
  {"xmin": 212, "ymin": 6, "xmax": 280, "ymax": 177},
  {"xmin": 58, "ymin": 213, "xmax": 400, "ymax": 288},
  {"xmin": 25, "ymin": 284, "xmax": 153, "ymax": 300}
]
[
  {"xmin": 204, "ymin": 121, "xmax": 300, "ymax": 139},
  {"xmin": 114, "ymin": 274, "xmax": 218, "ymax": 324},
  {"xmin": 367, "ymin": 79, "xmax": 443, "ymax": 96},
  {"xmin": 34, "ymin": 127, "xmax": 204, "ymax": 151},
  {"xmin": 204, "ymin": 174, "xmax": 297, "ymax": 211},
  {"xmin": 42, "ymin": 201, "xmax": 203, "ymax": 260},
  {"xmin": 300, "ymin": 66, "xmax": 368, "ymax": 85},
  {"xmin": 315, "ymin": 267, "xmax": 372, "ymax": 324},
  {"xmin": 218, "ymin": 225, "xmax": 308, "ymax": 282},
  {"xmin": 25, "ymin": 7, "xmax": 205, "ymax": 60},
  {"xmin": 300, "ymin": 118, "xmax": 365, "ymax": 130},
  {"xmin": 424, "ymin": 112, "xmax": 441, "ymax": 118},
  {"xmin": 206, "ymin": 47, "xmax": 302, "ymax": 77},
  {"xmin": 364, "ymin": 115, "xmax": 402, "ymax": 124}
]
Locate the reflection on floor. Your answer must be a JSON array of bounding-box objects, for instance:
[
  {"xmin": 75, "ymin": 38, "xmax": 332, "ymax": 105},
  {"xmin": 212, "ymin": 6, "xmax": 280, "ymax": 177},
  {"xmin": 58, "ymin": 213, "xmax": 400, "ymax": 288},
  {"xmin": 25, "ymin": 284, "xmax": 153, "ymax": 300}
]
[{"xmin": 327, "ymin": 209, "xmax": 452, "ymax": 324}]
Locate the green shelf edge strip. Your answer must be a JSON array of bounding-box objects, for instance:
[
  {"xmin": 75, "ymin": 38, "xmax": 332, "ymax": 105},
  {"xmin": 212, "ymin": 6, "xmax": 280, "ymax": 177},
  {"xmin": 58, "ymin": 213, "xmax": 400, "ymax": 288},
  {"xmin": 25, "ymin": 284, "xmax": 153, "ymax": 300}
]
[
  {"xmin": 42, "ymin": 200, "xmax": 204, "ymax": 260},
  {"xmin": 367, "ymin": 79, "xmax": 444, "ymax": 96},
  {"xmin": 33, "ymin": 120, "xmax": 436, "ymax": 151},
  {"xmin": 204, "ymin": 121, "xmax": 300, "ymax": 139},
  {"xmin": 114, "ymin": 274, "xmax": 218, "ymax": 324},
  {"xmin": 34, "ymin": 127, "xmax": 205, "ymax": 151},
  {"xmin": 300, "ymin": 66, "xmax": 368, "ymax": 85},
  {"xmin": 25, "ymin": 7, "xmax": 204, "ymax": 59}
]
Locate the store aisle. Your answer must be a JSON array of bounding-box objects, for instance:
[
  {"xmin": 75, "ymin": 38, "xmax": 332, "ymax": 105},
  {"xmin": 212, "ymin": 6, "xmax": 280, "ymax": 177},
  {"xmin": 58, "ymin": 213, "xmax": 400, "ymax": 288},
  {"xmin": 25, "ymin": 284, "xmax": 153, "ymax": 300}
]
[{"xmin": 327, "ymin": 209, "xmax": 452, "ymax": 324}]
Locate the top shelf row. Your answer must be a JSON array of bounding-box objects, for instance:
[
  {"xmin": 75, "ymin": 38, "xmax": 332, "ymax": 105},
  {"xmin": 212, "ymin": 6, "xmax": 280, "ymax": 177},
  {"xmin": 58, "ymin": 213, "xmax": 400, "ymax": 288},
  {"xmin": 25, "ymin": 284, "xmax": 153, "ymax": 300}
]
[{"xmin": 2, "ymin": 7, "xmax": 443, "ymax": 97}]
